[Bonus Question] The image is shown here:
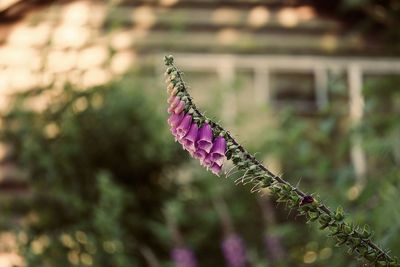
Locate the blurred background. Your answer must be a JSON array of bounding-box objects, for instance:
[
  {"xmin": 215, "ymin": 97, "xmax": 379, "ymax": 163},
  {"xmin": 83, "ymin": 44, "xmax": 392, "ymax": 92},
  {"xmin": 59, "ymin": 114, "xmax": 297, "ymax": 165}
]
[{"xmin": 0, "ymin": 0, "xmax": 399, "ymax": 266}]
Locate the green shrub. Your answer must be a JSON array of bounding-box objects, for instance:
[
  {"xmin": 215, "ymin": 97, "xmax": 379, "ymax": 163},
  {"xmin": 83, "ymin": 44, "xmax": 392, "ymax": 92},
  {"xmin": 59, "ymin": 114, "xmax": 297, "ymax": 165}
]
[{"xmin": 1, "ymin": 78, "xmax": 185, "ymax": 267}]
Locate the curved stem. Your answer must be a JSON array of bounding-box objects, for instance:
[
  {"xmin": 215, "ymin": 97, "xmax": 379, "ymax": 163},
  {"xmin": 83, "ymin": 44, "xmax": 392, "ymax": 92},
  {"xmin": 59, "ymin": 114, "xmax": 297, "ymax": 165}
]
[{"xmin": 164, "ymin": 56, "xmax": 398, "ymax": 266}]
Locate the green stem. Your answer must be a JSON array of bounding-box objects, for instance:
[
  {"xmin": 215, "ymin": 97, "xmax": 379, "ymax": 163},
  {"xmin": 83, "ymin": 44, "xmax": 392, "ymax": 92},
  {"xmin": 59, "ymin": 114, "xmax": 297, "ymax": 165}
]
[{"xmin": 164, "ymin": 55, "xmax": 398, "ymax": 267}]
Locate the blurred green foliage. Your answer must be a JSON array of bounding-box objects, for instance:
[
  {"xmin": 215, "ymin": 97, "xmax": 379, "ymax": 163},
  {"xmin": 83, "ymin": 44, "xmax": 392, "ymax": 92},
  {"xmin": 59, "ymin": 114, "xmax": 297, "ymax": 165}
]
[{"xmin": 0, "ymin": 78, "xmax": 186, "ymax": 267}]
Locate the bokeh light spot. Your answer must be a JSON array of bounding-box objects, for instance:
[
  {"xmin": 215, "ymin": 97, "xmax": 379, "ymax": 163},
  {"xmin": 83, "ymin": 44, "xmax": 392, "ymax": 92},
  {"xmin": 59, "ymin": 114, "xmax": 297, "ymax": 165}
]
[
  {"xmin": 303, "ymin": 251, "xmax": 317, "ymax": 264},
  {"xmin": 217, "ymin": 28, "xmax": 239, "ymax": 45},
  {"xmin": 78, "ymin": 46, "xmax": 109, "ymax": 69},
  {"xmin": 212, "ymin": 8, "xmax": 240, "ymax": 25},
  {"xmin": 296, "ymin": 6, "xmax": 315, "ymax": 21},
  {"xmin": 80, "ymin": 253, "xmax": 93, "ymax": 266},
  {"xmin": 111, "ymin": 51, "xmax": 137, "ymax": 75},
  {"xmin": 347, "ymin": 185, "xmax": 361, "ymax": 201},
  {"xmin": 278, "ymin": 8, "xmax": 299, "ymax": 28},
  {"xmin": 45, "ymin": 123, "xmax": 60, "ymax": 139},
  {"xmin": 320, "ymin": 34, "xmax": 338, "ymax": 52},
  {"xmin": 248, "ymin": 6, "xmax": 270, "ymax": 27},
  {"xmin": 61, "ymin": 1, "xmax": 90, "ymax": 26},
  {"xmin": 110, "ymin": 30, "xmax": 134, "ymax": 50},
  {"xmin": 131, "ymin": 6, "xmax": 156, "ymax": 29},
  {"xmin": 68, "ymin": 251, "xmax": 80, "ymax": 265},
  {"xmin": 159, "ymin": 0, "xmax": 179, "ymax": 7}
]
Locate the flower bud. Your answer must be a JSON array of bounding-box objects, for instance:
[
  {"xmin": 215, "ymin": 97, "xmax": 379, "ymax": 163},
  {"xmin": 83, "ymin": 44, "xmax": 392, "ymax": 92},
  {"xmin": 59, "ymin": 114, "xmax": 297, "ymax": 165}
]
[{"xmin": 164, "ymin": 55, "xmax": 174, "ymax": 65}]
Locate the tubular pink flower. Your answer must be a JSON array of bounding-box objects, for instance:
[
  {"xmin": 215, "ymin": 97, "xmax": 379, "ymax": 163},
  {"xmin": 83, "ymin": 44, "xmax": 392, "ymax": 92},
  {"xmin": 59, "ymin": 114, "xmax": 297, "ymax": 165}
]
[
  {"xmin": 194, "ymin": 149, "xmax": 207, "ymax": 162},
  {"xmin": 196, "ymin": 123, "xmax": 213, "ymax": 153},
  {"xmin": 176, "ymin": 114, "xmax": 192, "ymax": 139},
  {"xmin": 170, "ymin": 127, "xmax": 177, "ymax": 135},
  {"xmin": 202, "ymin": 154, "xmax": 213, "ymax": 167},
  {"xmin": 182, "ymin": 123, "xmax": 198, "ymax": 152},
  {"xmin": 174, "ymin": 100, "xmax": 185, "ymax": 114},
  {"xmin": 168, "ymin": 112, "xmax": 184, "ymax": 128},
  {"xmin": 211, "ymin": 162, "xmax": 222, "ymax": 176},
  {"xmin": 171, "ymin": 96, "xmax": 180, "ymax": 106},
  {"xmin": 167, "ymin": 95, "xmax": 175, "ymax": 104},
  {"xmin": 168, "ymin": 96, "xmax": 180, "ymax": 114},
  {"xmin": 213, "ymin": 156, "xmax": 224, "ymax": 166},
  {"xmin": 210, "ymin": 136, "xmax": 227, "ymax": 163},
  {"xmin": 170, "ymin": 127, "xmax": 180, "ymax": 142},
  {"xmin": 177, "ymin": 136, "xmax": 185, "ymax": 145}
]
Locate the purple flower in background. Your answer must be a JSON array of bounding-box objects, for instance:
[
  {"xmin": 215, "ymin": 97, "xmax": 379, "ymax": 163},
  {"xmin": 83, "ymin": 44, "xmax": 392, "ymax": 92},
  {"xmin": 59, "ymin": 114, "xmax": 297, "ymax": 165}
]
[
  {"xmin": 182, "ymin": 123, "xmax": 199, "ymax": 152},
  {"xmin": 171, "ymin": 247, "xmax": 198, "ymax": 267},
  {"xmin": 222, "ymin": 234, "xmax": 248, "ymax": 267},
  {"xmin": 176, "ymin": 114, "xmax": 192, "ymax": 139},
  {"xmin": 264, "ymin": 234, "xmax": 284, "ymax": 263},
  {"xmin": 196, "ymin": 123, "xmax": 213, "ymax": 153}
]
